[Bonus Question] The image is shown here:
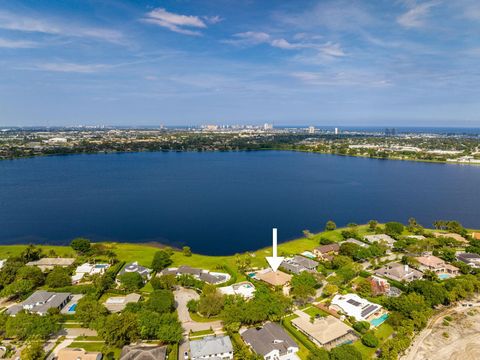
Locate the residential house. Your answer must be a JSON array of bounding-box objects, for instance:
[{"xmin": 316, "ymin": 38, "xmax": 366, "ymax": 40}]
[
  {"xmin": 291, "ymin": 311, "xmax": 358, "ymax": 350},
  {"xmin": 120, "ymin": 345, "xmax": 167, "ymax": 360},
  {"xmin": 58, "ymin": 348, "xmax": 102, "ymax": 360},
  {"xmin": 366, "ymin": 275, "xmax": 401, "ymax": 297},
  {"xmin": 160, "ymin": 266, "xmax": 230, "ymax": 285},
  {"xmin": 7, "ymin": 291, "xmax": 71, "ymax": 316},
  {"xmin": 26, "ymin": 257, "xmax": 75, "ymax": 271},
  {"xmin": 255, "ymin": 269, "xmax": 292, "ymax": 287},
  {"xmin": 241, "ymin": 322, "xmax": 299, "ymax": 360},
  {"xmin": 456, "ymin": 253, "xmax": 480, "ymax": 268},
  {"xmin": 374, "ymin": 262, "xmax": 423, "ymax": 283},
  {"xmin": 104, "ymin": 293, "xmax": 141, "ymax": 313},
  {"xmin": 219, "ymin": 282, "xmax": 255, "ymax": 299},
  {"xmin": 414, "ymin": 255, "xmax": 459, "ymax": 277},
  {"xmin": 341, "ymin": 238, "xmax": 369, "ymax": 248},
  {"xmin": 0, "ymin": 259, "xmax": 6, "ymax": 270},
  {"xmin": 117, "ymin": 262, "xmax": 152, "ymax": 283},
  {"xmin": 472, "ymin": 233, "xmax": 480, "ymax": 241},
  {"xmin": 72, "ymin": 263, "xmax": 110, "ymax": 284},
  {"xmin": 189, "ymin": 335, "xmax": 233, "ymax": 360},
  {"xmin": 281, "ymin": 255, "xmax": 318, "ymax": 274},
  {"xmin": 313, "ymin": 243, "xmax": 340, "ymax": 261},
  {"xmin": 364, "ymin": 234, "xmax": 396, "ymax": 248},
  {"xmin": 432, "ymin": 232, "xmax": 468, "ymax": 244},
  {"xmin": 330, "ymin": 293, "xmax": 384, "ymax": 322}
]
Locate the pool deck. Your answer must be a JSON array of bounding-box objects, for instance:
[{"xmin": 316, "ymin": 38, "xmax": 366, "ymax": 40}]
[{"xmin": 61, "ymin": 294, "xmax": 84, "ymax": 315}]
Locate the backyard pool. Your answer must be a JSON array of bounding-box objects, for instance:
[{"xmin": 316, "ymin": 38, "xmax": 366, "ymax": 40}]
[
  {"xmin": 68, "ymin": 304, "xmax": 77, "ymax": 312},
  {"xmin": 438, "ymin": 273, "xmax": 451, "ymax": 280},
  {"xmin": 371, "ymin": 313, "xmax": 389, "ymax": 327}
]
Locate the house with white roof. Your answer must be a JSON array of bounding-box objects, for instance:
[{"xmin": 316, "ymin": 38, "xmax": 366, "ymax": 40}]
[
  {"xmin": 72, "ymin": 263, "xmax": 110, "ymax": 284},
  {"xmin": 189, "ymin": 335, "xmax": 233, "ymax": 360},
  {"xmin": 219, "ymin": 282, "xmax": 255, "ymax": 299},
  {"xmin": 364, "ymin": 234, "xmax": 396, "ymax": 248},
  {"xmin": 330, "ymin": 293, "xmax": 384, "ymax": 322}
]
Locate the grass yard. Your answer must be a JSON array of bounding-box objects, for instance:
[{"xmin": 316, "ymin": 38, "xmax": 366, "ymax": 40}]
[
  {"xmin": 68, "ymin": 342, "xmax": 121, "ymax": 358},
  {"xmin": 189, "ymin": 329, "xmax": 215, "ymax": 339},
  {"xmin": 189, "ymin": 311, "xmax": 221, "ymax": 323},
  {"xmin": 353, "ymin": 322, "xmax": 394, "ymax": 359},
  {"xmin": 303, "ymin": 306, "xmax": 330, "ymax": 318}
]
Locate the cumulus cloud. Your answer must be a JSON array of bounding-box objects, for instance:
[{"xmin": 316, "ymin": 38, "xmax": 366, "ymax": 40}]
[
  {"xmin": 397, "ymin": 1, "xmax": 440, "ymax": 28},
  {"xmin": 143, "ymin": 8, "xmax": 220, "ymax": 36}
]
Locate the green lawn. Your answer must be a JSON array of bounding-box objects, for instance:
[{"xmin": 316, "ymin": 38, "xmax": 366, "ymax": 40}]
[
  {"xmin": 353, "ymin": 322, "xmax": 394, "ymax": 359},
  {"xmin": 303, "ymin": 306, "xmax": 330, "ymax": 318},
  {"xmin": 68, "ymin": 342, "xmax": 121, "ymax": 359},
  {"xmin": 189, "ymin": 311, "xmax": 221, "ymax": 323},
  {"xmin": 189, "ymin": 329, "xmax": 214, "ymax": 339}
]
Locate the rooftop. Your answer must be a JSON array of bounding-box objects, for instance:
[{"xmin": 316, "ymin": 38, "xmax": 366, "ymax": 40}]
[
  {"xmin": 241, "ymin": 322, "xmax": 297, "ymax": 356},
  {"xmin": 120, "ymin": 345, "xmax": 167, "ymax": 360},
  {"xmin": 291, "ymin": 311, "xmax": 354, "ymax": 346},
  {"xmin": 190, "ymin": 336, "xmax": 233, "ymax": 358},
  {"xmin": 256, "ymin": 269, "xmax": 292, "ymax": 286}
]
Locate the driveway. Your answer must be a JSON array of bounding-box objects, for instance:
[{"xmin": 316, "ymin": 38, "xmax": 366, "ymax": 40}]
[{"xmin": 174, "ymin": 287, "xmax": 223, "ymax": 333}]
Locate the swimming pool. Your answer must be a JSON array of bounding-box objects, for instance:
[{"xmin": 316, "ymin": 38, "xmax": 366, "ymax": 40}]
[
  {"xmin": 438, "ymin": 273, "xmax": 451, "ymax": 280},
  {"xmin": 68, "ymin": 304, "xmax": 77, "ymax": 312},
  {"xmin": 370, "ymin": 313, "xmax": 389, "ymax": 327},
  {"xmin": 247, "ymin": 273, "xmax": 256, "ymax": 278}
]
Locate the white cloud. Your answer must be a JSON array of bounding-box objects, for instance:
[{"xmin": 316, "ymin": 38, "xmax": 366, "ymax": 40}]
[
  {"xmin": 33, "ymin": 62, "xmax": 108, "ymax": 73},
  {"xmin": 223, "ymin": 31, "xmax": 271, "ymax": 46},
  {"xmin": 0, "ymin": 37, "xmax": 38, "ymax": 48},
  {"xmin": 225, "ymin": 31, "xmax": 346, "ymax": 59},
  {"xmin": 0, "ymin": 10, "xmax": 124, "ymax": 43},
  {"xmin": 143, "ymin": 8, "xmax": 216, "ymax": 36},
  {"xmin": 397, "ymin": 1, "xmax": 440, "ymax": 28},
  {"xmin": 291, "ymin": 71, "xmax": 390, "ymax": 87}
]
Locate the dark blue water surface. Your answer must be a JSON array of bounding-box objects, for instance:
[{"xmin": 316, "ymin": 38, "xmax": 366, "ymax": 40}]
[{"xmin": 1, "ymin": 151, "xmax": 479, "ymax": 255}]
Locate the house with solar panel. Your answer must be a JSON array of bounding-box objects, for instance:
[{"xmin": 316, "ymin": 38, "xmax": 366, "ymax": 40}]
[{"xmin": 330, "ymin": 293, "xmax": 387, "ymax": 325}]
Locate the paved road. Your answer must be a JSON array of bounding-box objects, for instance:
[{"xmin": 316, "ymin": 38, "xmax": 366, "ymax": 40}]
[{"xmin": 174, "ymin": 287, "xmax": 223, "ymax": 333}]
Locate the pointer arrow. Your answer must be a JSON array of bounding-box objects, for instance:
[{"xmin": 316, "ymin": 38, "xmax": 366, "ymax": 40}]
[{"xmin": 266, "ymin": 228, "xmax": 284, "ymax": 272}]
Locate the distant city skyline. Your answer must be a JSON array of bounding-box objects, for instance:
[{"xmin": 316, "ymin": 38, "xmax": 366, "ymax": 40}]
[{"xmin": 1, "ymin": 0, "xmax": 480, "ymax": 126}]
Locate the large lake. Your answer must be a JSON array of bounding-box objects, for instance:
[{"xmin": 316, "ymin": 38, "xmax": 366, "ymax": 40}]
[{"xmin": 0, "ymin": 151, "xmax": 479, "ymax": 255}]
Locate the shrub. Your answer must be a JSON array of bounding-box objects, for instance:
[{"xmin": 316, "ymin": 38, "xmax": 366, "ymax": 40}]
[{"xmin": 361, "ymin": 331, "xmax": 379, "ymax": 348}]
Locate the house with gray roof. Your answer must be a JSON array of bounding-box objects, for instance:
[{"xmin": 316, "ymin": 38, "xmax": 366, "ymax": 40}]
[
  {"xmin": 7, "ymin": 291, "xmax": 71, "ymax": 316},
  {"xmin": 117, "ymin": 262, "xmax": 151, "ymax": 283},
  {"xmin": 241, "ymin": 322, "xmax": 299, "ymax": 360},
  {"xmin": 374, "ymin": 262, "xmax": 423, "ymax": 282},
  {"xmin": 120, "ymin": 345, "xmax": 167, "ymax": 360},
  {"xmin": 281, "ymin": 255, "xmax": 319, "ymax": 275},
  {"xmin": 456, "ymin": 253, "xmax": 480, "ymax": 268},
  {"xmin": 189, "ymin": 335, "xmax": 233, "ymax": 360},
  {"xmin": 160, "ymin": 266, "xmax": 230, "ymax": 285}
]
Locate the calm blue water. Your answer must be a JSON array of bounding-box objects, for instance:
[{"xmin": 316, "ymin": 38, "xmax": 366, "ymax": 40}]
[{"xmin": 0, "ymin": 151, "xmax": 479, "ymax": 255}]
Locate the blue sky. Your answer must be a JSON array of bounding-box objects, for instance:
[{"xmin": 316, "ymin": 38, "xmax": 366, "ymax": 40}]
[{"xmin": 1, "ymin": 0, "xmax": 480, "ymax": 127}]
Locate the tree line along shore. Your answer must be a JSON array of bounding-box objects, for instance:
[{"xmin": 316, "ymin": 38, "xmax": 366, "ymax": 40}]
[{"xmin": 1, "ymin": 219, "xmax": 480, "ymax": 360}]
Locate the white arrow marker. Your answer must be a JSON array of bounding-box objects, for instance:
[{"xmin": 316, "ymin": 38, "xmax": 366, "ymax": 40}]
[{"xmin": 266, "ymin": 228, "xmax": 284, "ymax": 272}]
